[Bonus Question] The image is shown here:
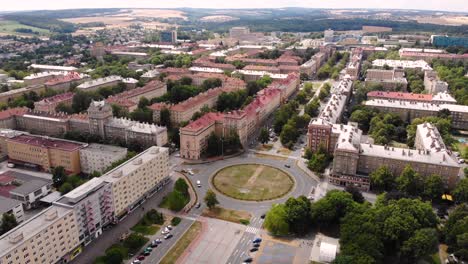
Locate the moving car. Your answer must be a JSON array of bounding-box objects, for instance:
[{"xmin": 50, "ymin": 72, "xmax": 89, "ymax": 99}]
[
  {"xmin": 195, "ymin": 202, "xmax": 201, "ymax": 208},
  {"xmin": 284, "ymin": 164, "xmax": 291, "ymax": 168},
  {"xmin": 253, "ymin": 238, "xmax": 262, "ymax": 243},
  {"xmin": 196, "ymin": 180, "xmax": 201, "ymax": 187},
  {"xmin": 260, "ymin": 214, "xmax": 266, "ymax": 219}
]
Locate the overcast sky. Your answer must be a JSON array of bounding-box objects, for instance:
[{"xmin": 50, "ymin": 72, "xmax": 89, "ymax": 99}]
[{"xmin": 1, "ymin": 0, "xmax": 466, "ymax": 13}]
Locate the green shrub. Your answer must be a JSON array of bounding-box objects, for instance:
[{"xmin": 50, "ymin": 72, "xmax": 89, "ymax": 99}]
[
  {"xmin": 240, "ymin": 219, "xmax": 250, "ymax": 225},
  {"xmin": 171, "ymin": 217, "xmax": 182, "ymax": 226}
]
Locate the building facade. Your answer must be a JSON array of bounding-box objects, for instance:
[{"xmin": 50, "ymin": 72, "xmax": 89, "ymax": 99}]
[{"xmin": 79, "ymin": 144, "xmax": 128, "ymax": 174}]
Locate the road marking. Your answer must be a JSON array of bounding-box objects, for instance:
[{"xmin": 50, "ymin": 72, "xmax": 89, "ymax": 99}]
[{"xmin": 245, "ymin": 226, "xmax": 260, "ymax": 234}]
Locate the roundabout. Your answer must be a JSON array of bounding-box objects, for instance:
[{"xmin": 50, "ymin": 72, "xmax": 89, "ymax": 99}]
[{"xmin": 212, "ymin": 164, "xmax": 294, "ymax": 201}]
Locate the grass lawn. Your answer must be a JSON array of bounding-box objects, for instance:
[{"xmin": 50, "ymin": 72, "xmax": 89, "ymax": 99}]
[
  {"xmin": 130, "ymin": 224, "xmax": 160, "ymax": 236},
  {"xmin": 256, "ymin": 144, "xmax": 273, "ymax": 151},
  {"xmin": 212, "ymin": 164, "xmax": 294, "ymax": 201},
  {"xmin": 160, "ymin": 221, "xmax": 202, "ymax": 264},
  {"xmin": 202, "ymin": 207, "xmax": 251, "ymax": 224},
  {"xmin": 0, "ymin": 20, "xmax": 50, "ymax": 36},
  {"xmin": 254, "ymin": 153, "xmax": 287, "ymax": 160}
]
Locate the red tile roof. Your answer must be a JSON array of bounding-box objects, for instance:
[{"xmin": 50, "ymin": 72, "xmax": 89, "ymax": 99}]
[
  {"xmin": 36, "ymin": 92, "xmax": 74, "ymax": 105},
  {"xmin": 181, "ymin": 112, "xmax": 224, "ymax": 132},
  {"xmin": 7, "ymin": 134, "xmax": 84, "ymax": 151},
  {"xmin": 45, "ymin": 71, "xmax": 83, "ymax": 86},
  {"xmin": 0, "ymin": 107, "xmax": 28, "ymax": 119}
]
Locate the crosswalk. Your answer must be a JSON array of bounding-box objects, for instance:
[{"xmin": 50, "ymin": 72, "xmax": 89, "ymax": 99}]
[{"xmin": 245, "ymin": 226, "xmax": 261, "ymax": 234}]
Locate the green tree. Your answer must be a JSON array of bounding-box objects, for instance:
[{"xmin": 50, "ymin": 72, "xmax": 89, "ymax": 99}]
[
  {"xmin": 165, "ymin": 191, "xmax": 188, "ymax": 211},
  {"xmin": 52, "ymin": 166, "xmax": 66, "ymax": 188},
  {"xmin": 345, "ymin": 185, "xmax": 365, "ymax": 203},
  {"xmin": 304, "ymin": 98, "xmax": 320, "ymax": 117},
  {"xmin": 280, "ymin": 123, "xmax": 298, "ymax": 147},
  {"xmin": 453, "ymin": 178, "xmax": 468, "ymax": 203},
  {"xmin": 307, "ymin": 146, "xmax": 331, "ymax": 173},
  {"xmin": 0, "ymin": 213, "xmax": 18, "ymax": 235},
  {"xmin": 401, "ymin": 228, "xmax": 438, "ymax": 261},
  {"xmin": 204, "ymin": 189, "xmax": 219, "ymax": 210},
  {"xmin": 123, "ymin": 233, "xmax": 148, "ymax": 254},
  {"xmin": 138, "ymin": 97, "xmax": 150, "ymax": 109},
  {"xmin": 160, "ymin": 108, "xmax": 171, "ymax": 127},
  {"xmin": 258, "ymin": 128, "xmax": 269, "ymax": 144},
  {"xmin": 264, "ymin": 204, "xmax": 289, "ymax": 236},
  {"xmin": 310, "ymin": 190, "xmax": 355, "ymax": 229},
  {"xmin": 174, "ymin": 178, "xmax": 189, "ymax": 197},
  {"xmin": 370, "ymin": 166, "xmax": 395, "ymax": 192},
  {"xmin": 59, "ymin": 182, "xmax": 74, "ymax": 194},
  {"xmin": 284, "ymin": 196, "xmax": 312, "ymax": 234},
  {"xmin": 396, "ymin": 165, "xmax": 424, "ymax": 196},
  {"xmin": 104, "ymin": 248, "xmax": 124, "ymax": 264},
  {"xmin": 423, "ymin": 174, "xmax": 445, "ymax": 201}
]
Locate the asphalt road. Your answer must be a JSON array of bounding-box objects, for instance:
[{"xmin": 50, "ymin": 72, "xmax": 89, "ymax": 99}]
[
  {"xmin": 183, "ymin": 153, "xmax": 318, "ymax": 215},
  {"xmin": 133, "ymin": 218, "xmax": 195, "ymax": 264},
  {"xmin": 225, "ymin": 214, "xmax": 264, "ymax": 264}
]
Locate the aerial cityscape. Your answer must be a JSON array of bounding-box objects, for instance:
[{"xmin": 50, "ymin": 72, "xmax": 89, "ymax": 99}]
[{"xmin": 0, "ymin": 2, "xmax": 467, "ymax": 264}]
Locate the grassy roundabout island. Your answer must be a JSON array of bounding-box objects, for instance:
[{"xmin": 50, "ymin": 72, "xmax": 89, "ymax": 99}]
[{"xmin": 212, "ymin": 164, "xmax": 294, "ymax": 201}]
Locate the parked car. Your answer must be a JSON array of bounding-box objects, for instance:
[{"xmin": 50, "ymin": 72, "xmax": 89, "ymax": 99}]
[
  {"xmin": 161, "ymin": 229, "xmax": 169, "ymax": 235},
  {"xmin": 253, "ymin": 238, "xmax": 262, "ymax": 243},
  {"xmin": 164, "ymin": 234, "xmax": 173, "ymax": 239},
  {"xmin": 260, "ymin": 214, "xmax": 266, "ymax": 219},
  {"xmin": 132, "ymin": 260, "xmax": 141, "ymax": 264},
  {"xmin": 145, "ymin": 247, "xmax": 152, "ymax": 252},
  {"xmin": 244, "ymin": 257, "xmax": 253, "ymax": 263},
  {"xmin": 153, "ymin": 239, "xmax": 162, "ymax": 244},
  {"xmin": 253, "ymin": 243, "xmax": 260, "ymax": 248},
  {"xmin": 166, "ymin": 225, "xmax": 173, "ymax": 230},
  {"xmin": 150, "ymin": 241, "xmax": 158, "ymax": 248},
  {"xmin": 137, "ymin": 255, "xmax": 145, "ymax": 261},
  {"xmin": 250, "ymin": 248, "xmax": 258, "ymax": 252},
  {"xmin": 284, "ymin": 164, "xmax": 291, "ymax": 168},
  {"xmin": 195, "ymin": 202, "xmax": 201, "ymax": 208}
]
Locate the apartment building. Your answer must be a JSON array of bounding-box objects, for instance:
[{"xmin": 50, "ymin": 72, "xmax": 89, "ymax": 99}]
[
  {"xmin": 329, "ymin": 123, "xmax": 461, "ymax": 190},
  {"xmin": 365, "ymin": 69, "xmax": 408, "ymax": 91},
  {"xmin": 372, "ymin": 59, "xmax": 432, "ymax": 71},
  {"xmin": 23, "ymin": 71, "xmax": 66, "ymax": 86},
  {"xmin": 424, "ymin": 70, "xmax": 449, "ymax": 94},
  {"xmin": 77, "ymin": 76, "xmax": 123, "ymax": 92},
  {"xmin": 106, "ymin": 80, "xmax": 167, "ymax": 112},
  {"xmin": 0, "ymin": 129, "xmax": 25, "ymax": 160},
  {"xmin": 79, "ymin": 143, "xmax": 128, "ymax": 174},
  {"xmin": 367, "ymin": 91, "xmax": 456, "ymax": 104},
  {"xmin": 100, "ymin": 146, "xmax": 169, "ymax": 219},
  {"xmin": 29, "ymin": 64, "xmax": 77, "ymax": 72},
  {"xmin": 0, "ymin": 171, "xmax": 52, "ymax": 210},
  {"xmin": 34, "ymin": 92, "xmax": 75, "ymax": 113},
  {"xmin": 6, "ymin": 134, "xmax": 85, "ymax": 174},
  {"xmin": 180, "ymin": 88, "xmax": 282, "ymax": 160},
  {"xmin": 0, "ymin": 85, "xmax": 46, "ymax": 104},
  {"xmin": 0, "ymin": 206, "xmax": 81, "ymax": 264},
  {"xmin": 307, "ymin": 77, "xmax": 353, "ymax": 153},
  {"xmin": 44, "ymin": 72, "xmax": 89, "ymax": 92},
  {"xmin": 0, "ymin": 197, "xmax": 24, "ymax": 224},
  {"xmin": 54, "ymin": 177, "xmax": 113, "ymax": 245},
  {"xmin": 364, "ymin": 99, "xmax": 468, "ymax": 130},
  {"xmin": 399, "ymin": 49, "xmax": 468, "ymax": 62},
  {"xmin": 0, "ymin": 101, "xmax": 168, "ymax": 149}
]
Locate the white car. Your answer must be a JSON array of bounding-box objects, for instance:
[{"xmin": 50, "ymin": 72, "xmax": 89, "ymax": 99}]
[
  {"xmin": 196, "ymin": 180, "xmax": 201, "ymax": 187},
  {"xmin": 161, "ymin": 229, "xmax": 169, "ymax": 235}
]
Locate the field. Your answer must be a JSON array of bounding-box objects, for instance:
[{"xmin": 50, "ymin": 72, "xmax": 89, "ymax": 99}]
[
  {"xmin": 415, "ymin": 16, "xmax": 468, "ymax": 26},
  {"xmin": 61, "ymin": 8, "xmax": 185, "ymax": 31},
  {"xmin": 200, "ymin": 15, "xmax": 239, "ymax": 22},
  {"xmin": 202, "ymin": 207, "xmax": 251, "ymax": 224},
  {"xmin": 212, "ymin": 164, "xmax": 294, "ymax": 201},
  {"xmin": 159, "ymin": 221, "xmax": 202, "ymax": 264},
  {"xmin": 0, "ymin": 20, "xmax": 49, "ymax": 36}
]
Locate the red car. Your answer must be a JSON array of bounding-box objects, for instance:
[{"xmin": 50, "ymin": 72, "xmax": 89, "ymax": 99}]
[{"xmin": 137, "ymin": 255, "xmax": 145, "ymax": 261}]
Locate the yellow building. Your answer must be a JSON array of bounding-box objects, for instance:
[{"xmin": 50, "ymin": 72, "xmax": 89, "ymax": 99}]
[
  {"xmin": 6, "ymin": 134, "xmax": 85, "ymax": 174},
  {"xmin": 0, "ymin": 206, "xmax": 81, "ymax": 264}
]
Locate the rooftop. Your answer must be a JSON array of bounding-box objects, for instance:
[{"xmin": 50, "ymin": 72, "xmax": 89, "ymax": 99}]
[
  {"xmin": 416, "ymin": 122, "xmax": 446, "ymax": 152},
  {"xmin": 7, "ymin": 134, "xmax": 85, "ymax": 152},
  {"xmin": 365, "ymin": 99, "xmax": 468, "ymax": 113},
  {"xmin": 360, "ymin": 143, "xmax": 460, "ymax": 167},
  {"xmin": 0, "ymin": 206, "xmax": 72, "ymax": 256},
  {"xmin": 81, "ymin": 143, "xmax": 127, "ymax": 155},
  {"xmin": 372, "ymin": 59, "xmax": 432, "ymax": 70},
  {"xmin": 77, "ymin": 76, "xmax": 122, "ymax": 90},
  {"xmin": 0, "ymin": 196, "xmax": 21, "ymax": 214},
  {"xmin": 100, "ymin": 146, "xmax": 168, "ymax": 184},
  {"xmin": 29, "ymin": 64, "xmax": 77, "ymax": 72},
  {"xmin": 367, "ymin": 91, "xmax": 433, "ymax": 102},
  {"xmin": 181, "ymin": 112, "xmax": 224, "ymax": 132}
]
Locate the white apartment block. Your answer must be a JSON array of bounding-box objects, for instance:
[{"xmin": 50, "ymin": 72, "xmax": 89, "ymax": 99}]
[
  {"xmin": 77, "ymin": 76, "xmax": 123, "ymax": 92},
  {"xmin": 0, "ymin": 197, "xmax": 24, "ymax": 224},
  {"xmin": 79, "ymin": 143, "xmax": 128, "ymax": 174},
  {"xmin": 100, "ymin": 146, "xmax": 169, "ymax": 219},
  {"xmin": 424, "ymin": 70, "xmax": 449, "ymax": 94},
  {"xmin": 54, "ymin": 177, "xmax": 114, "ymax": 245}
]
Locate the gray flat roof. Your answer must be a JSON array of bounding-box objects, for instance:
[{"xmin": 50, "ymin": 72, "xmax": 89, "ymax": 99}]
[
  {"xmin": 10, "ymin": 179, "xmax": 49, "ymax": 196},
  {"xmin": 0, "ymin": 196, "xmax": 21, "ymax": 213}
]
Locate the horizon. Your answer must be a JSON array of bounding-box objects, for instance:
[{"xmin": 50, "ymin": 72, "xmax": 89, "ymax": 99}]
[{"xmin": 1, "ymin": 0, "xmax": 467, "ymax": 13}]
